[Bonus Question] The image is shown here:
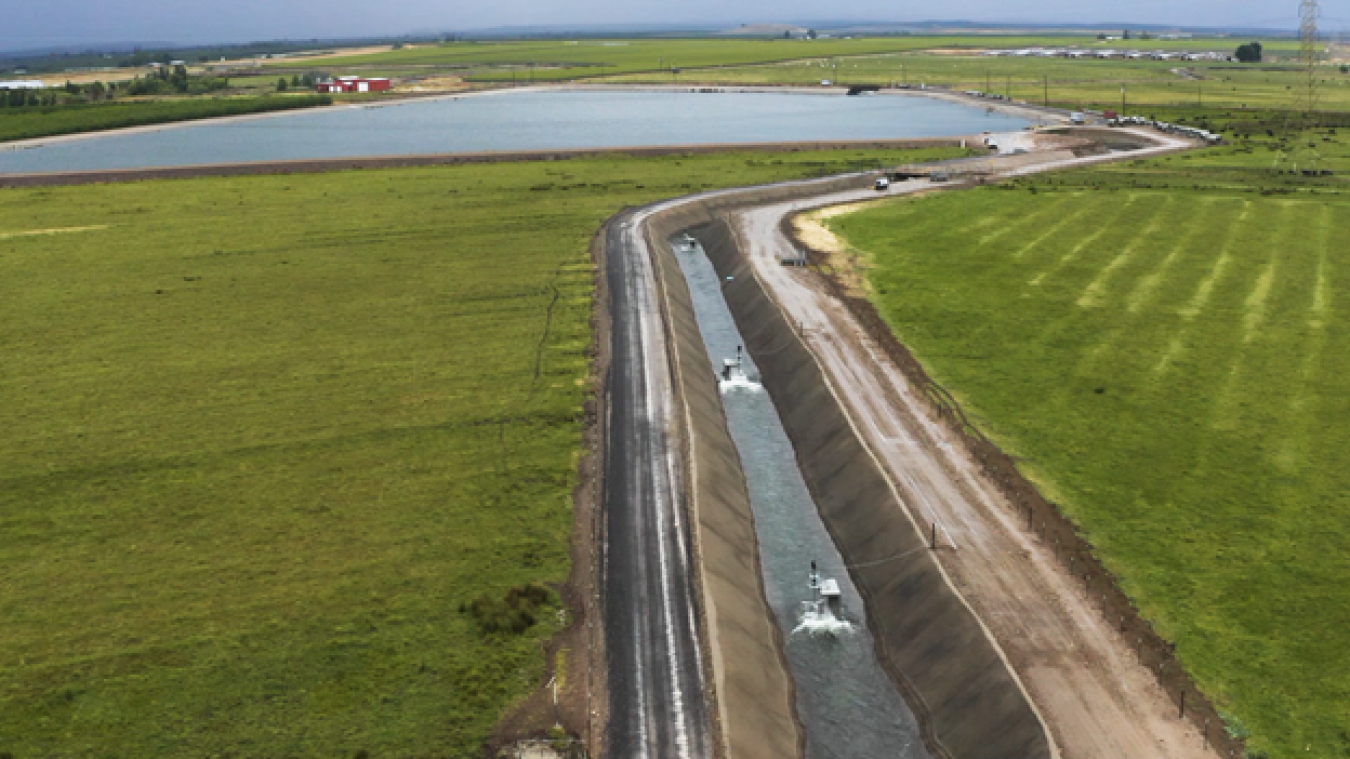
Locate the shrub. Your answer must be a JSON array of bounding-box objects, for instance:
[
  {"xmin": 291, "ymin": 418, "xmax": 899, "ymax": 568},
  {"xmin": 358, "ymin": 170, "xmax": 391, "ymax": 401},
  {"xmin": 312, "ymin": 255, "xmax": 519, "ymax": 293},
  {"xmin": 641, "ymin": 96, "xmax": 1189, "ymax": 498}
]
[{"xmin": 468, "ymin": 583, "xmax": 557, "ymax": 635}]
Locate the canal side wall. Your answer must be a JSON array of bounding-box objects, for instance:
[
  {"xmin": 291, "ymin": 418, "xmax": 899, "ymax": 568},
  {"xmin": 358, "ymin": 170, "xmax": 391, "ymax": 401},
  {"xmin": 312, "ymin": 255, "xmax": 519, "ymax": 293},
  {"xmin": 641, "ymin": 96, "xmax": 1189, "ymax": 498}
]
[
  {"xmin": 690, "ymin": 217, "xmax": 1052, "ymax": 759},
  {"xmin": 641, "ymin": 216, "xmax": 805, "ymax": 759},
  {"xmin": 633, "ymin": 178, "xmax": 883, "ymax": 759}
]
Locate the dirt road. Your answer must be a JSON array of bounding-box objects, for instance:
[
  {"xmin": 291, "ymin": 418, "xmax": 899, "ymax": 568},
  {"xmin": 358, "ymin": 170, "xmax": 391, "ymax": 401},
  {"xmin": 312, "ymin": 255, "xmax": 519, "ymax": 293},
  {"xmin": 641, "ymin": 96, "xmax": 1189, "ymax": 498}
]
[{"xmin": 726, "ymin": 129, "xmax": 1218, "ymax": 758}]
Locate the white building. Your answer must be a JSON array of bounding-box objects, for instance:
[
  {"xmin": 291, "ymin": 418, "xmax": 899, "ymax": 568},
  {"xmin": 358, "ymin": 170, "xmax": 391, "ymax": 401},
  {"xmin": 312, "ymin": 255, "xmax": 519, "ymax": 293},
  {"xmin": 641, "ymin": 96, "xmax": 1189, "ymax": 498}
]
[{"xmin": 0, "ymin": 80, "xmax": 45, "ymax": 90}]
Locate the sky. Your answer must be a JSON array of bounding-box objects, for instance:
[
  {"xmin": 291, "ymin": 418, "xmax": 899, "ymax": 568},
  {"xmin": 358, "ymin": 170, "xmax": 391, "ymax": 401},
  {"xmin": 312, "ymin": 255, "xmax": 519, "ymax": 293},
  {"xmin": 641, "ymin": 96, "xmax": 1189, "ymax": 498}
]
[{"xmin": 5, "ymin": 0, "xmax": 1346, "ymax": 52}]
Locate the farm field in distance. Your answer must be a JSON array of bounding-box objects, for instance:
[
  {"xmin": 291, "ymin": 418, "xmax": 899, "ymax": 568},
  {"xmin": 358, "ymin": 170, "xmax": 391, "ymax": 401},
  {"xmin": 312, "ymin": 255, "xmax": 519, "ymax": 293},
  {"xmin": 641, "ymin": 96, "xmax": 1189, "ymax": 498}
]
[
  {"xmin": 267, "ymin": 35, "xmax": 1293, "ymax": 83},
  {"xmin": 603, "ymin": 46, "xmax": 1350, "ymax": 112},
  {"xmin": 0, "ymin": 146, "xmax": 963, "ymax": 757},
  {"xmin": 826, "ymin": 135, "xmax": 1350, "ymax": 758},
  {"xmin": 0, "ymin": 95, "xmax": 333, "ymax": 143}
]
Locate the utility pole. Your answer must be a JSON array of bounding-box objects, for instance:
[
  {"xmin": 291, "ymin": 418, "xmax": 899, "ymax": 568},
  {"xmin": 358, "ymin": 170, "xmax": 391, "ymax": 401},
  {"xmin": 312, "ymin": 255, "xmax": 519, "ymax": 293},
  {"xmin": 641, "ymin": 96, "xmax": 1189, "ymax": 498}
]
[
  {"xmin": 1301, "ymin": 0, "xmax": 1321, "ymax": 113},
  {"xmin": 1043, "ymin": 75, "xmax": 1049, "ymax": 106},
  {"xmin": 1005, "ymin": 75, "xmax": 1011, "ymax": 100},
  {"xmin": 1121, "ymin": 84, "xmax": 1127, "ymax": 114}
]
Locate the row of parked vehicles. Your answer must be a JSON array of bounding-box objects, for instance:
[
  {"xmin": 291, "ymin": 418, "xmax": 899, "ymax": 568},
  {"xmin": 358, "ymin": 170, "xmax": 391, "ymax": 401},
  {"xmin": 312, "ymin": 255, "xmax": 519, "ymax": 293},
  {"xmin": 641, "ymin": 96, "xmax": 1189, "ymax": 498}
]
[{"xmin": 1109, "ymin": 114, "xmax": 1223, "ymax": 144}]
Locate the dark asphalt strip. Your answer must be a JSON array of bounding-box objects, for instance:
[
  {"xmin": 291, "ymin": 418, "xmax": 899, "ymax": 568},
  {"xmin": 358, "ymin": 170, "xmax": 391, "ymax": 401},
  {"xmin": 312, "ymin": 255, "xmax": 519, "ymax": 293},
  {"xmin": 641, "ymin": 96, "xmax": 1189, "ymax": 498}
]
[{"xmin": 603, "ymin": 212, "xmax": 713, "ymax": 759}]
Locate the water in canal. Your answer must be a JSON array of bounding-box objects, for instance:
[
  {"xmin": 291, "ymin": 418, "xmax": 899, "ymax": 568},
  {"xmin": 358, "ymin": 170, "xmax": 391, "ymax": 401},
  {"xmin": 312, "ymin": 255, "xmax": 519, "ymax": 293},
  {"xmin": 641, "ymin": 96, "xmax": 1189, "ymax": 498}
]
[
  {"xmin": 0, "ymin": 90, "xmax": 1035, "ymax": 174},
  {"xmin": 672, "ymin": 238, "xmax": 930, "ymax": 759}
]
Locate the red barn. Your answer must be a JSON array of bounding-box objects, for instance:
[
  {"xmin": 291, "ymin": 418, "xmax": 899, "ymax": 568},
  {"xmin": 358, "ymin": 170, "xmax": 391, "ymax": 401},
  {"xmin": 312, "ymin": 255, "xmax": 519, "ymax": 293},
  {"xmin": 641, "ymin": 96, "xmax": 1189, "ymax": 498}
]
[{"xmin": 317, "ymin": 76, "xmax": 392, "ymax": 93}]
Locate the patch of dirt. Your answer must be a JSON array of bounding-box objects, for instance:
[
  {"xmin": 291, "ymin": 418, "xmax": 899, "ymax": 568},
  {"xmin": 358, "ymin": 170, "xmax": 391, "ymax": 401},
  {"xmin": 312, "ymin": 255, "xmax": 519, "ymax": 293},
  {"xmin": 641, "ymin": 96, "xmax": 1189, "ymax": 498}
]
[
  {"xmin": 790, "ymin": 203, "xmax": 876, "ymax": 298},
  {"xmin": 400, "ymin": 76, "xmax": 468, "ymax": 93},
  {"xmin": 272, "ymin": 45, "xmax": 401, "ymax": 64},
  {"xmin": 0, "ymin": 225, "xmax": 109, "ymax": 239}
]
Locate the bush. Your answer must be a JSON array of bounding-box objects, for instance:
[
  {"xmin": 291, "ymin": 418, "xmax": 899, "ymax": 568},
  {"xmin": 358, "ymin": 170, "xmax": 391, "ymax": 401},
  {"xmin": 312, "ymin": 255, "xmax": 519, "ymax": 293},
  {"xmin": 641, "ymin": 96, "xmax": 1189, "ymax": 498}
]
[{"xmin": 467, "ymin": 583, "xmax": 557, "ymax": 635}]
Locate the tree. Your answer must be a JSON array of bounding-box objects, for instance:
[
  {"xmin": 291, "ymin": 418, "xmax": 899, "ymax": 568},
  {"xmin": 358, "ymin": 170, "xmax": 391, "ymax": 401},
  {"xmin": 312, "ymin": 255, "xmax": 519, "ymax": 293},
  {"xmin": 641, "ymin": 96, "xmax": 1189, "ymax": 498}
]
[
  {"xmin": 170, "ymin": 64, "xmax": 189, "ymax": 92},
  {"xmin": 1097, "ymin": 32, "xmax": 1107, "ymax": 40},
  {"xmin": 276, "ymin": 77, "xmax": 289, "ymax": 92},
  {"xmin": 1235, "ymin": 41, "xmax": 1263, "ymax": 63},
  {"xmin": 1123, "ymin": 29, "xmax": 1131, "ymax": 40},
  {"xmin": 290, "ymin": 74, "xmax": 301, "ymax": 87}
]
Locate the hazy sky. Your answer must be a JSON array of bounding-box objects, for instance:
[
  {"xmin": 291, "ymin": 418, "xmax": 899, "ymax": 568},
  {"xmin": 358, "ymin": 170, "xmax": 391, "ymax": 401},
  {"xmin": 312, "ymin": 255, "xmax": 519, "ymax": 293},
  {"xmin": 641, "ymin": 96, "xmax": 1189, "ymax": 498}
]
[{"xmin": 6, "ymin": 0, "xmax": 1343, "ymax": 51}]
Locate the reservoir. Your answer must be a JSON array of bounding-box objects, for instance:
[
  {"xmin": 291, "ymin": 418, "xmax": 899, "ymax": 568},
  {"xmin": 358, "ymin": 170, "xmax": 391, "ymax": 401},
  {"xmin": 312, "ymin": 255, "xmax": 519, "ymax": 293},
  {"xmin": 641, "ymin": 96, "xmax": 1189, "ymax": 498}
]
[
  {"xmin": 673, "ymin": 236, "xmax": 930, "ymax": 759},
  {"xmin": 0, "ymin": 89, "xmax": 1034, "ymax": 174}
]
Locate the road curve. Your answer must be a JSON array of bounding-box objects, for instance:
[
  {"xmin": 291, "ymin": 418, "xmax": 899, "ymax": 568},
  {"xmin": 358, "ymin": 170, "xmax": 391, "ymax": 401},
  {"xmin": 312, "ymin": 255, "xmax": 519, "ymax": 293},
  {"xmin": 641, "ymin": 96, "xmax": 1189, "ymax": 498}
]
[{"xmin": 602, "ymin": 209, "xmax": 713, "ymax": 759}]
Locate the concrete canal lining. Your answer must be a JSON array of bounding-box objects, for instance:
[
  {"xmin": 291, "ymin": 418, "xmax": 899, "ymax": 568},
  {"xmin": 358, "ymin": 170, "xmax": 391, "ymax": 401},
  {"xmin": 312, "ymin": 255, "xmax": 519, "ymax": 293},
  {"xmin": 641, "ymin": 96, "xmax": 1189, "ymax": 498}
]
[
  {"xmin": 644, "ymin": 216, "xmax": 805, "ymax": 759},
  {"xmin": 689, "ymin": 216, "xmax": 1052, "ymax": 759}
]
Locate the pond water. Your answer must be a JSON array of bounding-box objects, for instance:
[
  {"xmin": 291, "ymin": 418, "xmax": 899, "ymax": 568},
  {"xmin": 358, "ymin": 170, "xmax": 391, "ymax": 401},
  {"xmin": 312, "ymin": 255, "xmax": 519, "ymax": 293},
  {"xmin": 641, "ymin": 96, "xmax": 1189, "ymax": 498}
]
[{"xmin": 0, "ymin": 89, "xmax": 1034, "ymax": 174}]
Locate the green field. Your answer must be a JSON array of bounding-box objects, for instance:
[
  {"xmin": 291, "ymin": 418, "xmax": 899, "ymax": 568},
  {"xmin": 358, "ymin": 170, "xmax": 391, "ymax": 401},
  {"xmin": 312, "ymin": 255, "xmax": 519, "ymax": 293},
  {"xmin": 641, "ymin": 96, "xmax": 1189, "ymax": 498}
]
[
  {"xmin": 828, "ymin": 141, "xmax": 1350, "ymax": 758},
  {"xmin": 270, "ymin": 36, "xmax": 1256, "ymax": 82},
  {"xmin": 605, "ymin": 48, "xmax": 1348, "ymax": 112},
  {"xmin": 0, "ymin": 146, "xmax": 964, "ymax": 757},
  {"xmin": 0, "ymin": 95, "xmax": 332, "ymax": 143}
]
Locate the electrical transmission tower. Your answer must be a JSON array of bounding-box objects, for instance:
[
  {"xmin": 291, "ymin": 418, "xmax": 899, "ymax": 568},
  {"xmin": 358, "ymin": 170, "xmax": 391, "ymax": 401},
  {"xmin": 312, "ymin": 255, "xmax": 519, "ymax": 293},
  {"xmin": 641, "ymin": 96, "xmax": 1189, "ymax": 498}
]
[{"xmin": 1300, "ymin": 0, "xmax": 1321, "ymax": 113}]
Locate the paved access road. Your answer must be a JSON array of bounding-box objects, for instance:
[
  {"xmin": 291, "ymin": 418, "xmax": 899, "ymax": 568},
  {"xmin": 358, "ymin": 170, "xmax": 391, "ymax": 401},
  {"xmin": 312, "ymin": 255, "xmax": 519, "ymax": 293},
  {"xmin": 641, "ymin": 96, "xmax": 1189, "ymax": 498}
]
[{"xmin": 602, "ymin": 209, "xmax": 713, "ymax": 759}]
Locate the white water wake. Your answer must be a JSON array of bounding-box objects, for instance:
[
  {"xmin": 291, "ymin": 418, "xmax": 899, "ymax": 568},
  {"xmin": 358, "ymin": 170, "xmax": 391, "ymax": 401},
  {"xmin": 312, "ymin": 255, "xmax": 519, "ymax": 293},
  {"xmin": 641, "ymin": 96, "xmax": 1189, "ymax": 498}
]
[
  {"xmin": 792, "ymin": 601, "xmax": 855, "ymax": 637},
  {"xmin": 719, "ymin": 375, "xmax": 764, "ymax": 393}
]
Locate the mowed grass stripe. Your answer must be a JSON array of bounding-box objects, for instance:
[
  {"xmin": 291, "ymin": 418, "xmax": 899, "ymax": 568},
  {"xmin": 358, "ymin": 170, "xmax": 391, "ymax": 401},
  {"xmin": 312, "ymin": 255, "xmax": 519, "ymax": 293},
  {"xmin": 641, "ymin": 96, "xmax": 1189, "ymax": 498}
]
[
  {"xmin": 976, "ymin": 191, "xmax": 1074, "ymax": 248},
  {"xmin": 1208, "ymin": 200, "xmax": 1293, "ymax": 430},
  {"xmin": 1010, "ymin": 193, "xmax": 1094, "ymax": 261},
  {"xmin": 829, "ymin": 181, "xmax": 1350, "ymax": 758},
  {"xmin": 1126, "ymin": 196, "xmax": 1224, "ymax": 315},
  {"xmin": 1027, "ymin": 192, "xmax": 1137, "ymax": 288}
]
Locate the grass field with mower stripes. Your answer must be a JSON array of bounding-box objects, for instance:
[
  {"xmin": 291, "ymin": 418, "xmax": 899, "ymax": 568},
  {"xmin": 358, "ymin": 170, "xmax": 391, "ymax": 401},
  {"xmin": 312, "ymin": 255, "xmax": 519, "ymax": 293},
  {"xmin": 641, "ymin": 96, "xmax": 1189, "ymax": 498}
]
[{"xmin": 831, "ymin": 170, "xmax": 1350, "ymax": 758}]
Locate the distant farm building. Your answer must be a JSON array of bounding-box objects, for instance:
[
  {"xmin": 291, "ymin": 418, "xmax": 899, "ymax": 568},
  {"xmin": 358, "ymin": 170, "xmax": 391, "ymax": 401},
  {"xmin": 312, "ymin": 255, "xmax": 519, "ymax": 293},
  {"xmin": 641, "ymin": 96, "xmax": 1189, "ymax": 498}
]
[
  {"xmin": 317, "ymin": 76, "xmax": 392, "ymax": 93},
  {"xmin": 0, "ymin": 80, "xmax": 45, "ymax": 90}
]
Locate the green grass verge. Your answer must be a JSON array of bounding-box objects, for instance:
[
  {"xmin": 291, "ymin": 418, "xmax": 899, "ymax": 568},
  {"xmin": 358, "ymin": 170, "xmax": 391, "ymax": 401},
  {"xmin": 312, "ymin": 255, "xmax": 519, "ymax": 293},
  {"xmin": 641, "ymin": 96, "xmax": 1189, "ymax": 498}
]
[
  {"xmin": 827, "ymin": 141, "xmax": 1350, "ymax": 759},
  {"xmin": 0, "ymin": 95, "xmax": 332, "ymax": 144},
  {"xmin": 0, "ymin": 146, "xmax": 965, "ymax": 758}
]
